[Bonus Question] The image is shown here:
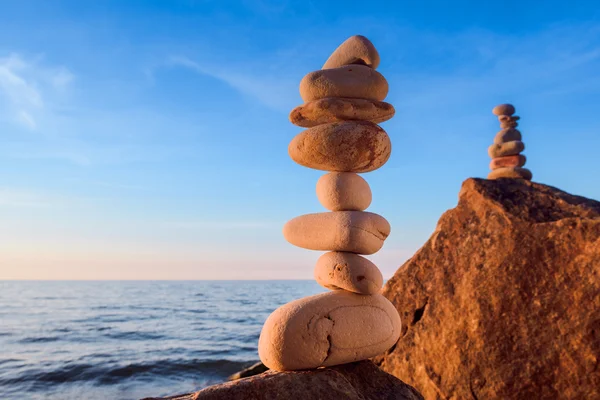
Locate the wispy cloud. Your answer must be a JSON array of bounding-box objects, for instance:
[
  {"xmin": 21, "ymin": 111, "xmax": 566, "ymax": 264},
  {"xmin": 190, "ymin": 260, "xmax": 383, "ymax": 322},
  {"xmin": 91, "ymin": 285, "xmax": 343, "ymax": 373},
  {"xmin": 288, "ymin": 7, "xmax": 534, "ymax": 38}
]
[
  {"xmin": 164, "ymin": 55, "xmax": 297, "ymax": 111},
  {"xmin": 0, "ymin": 53, "xmax": 74, "ymax": 130}
]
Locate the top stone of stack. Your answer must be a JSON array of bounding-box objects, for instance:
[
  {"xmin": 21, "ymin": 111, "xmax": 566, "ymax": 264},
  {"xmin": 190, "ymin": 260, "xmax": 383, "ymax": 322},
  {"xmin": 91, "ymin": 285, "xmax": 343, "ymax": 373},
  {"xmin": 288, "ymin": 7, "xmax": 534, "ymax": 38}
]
[
  {"xmin": 492, "ymin": 103, "xmax": 516, "ymax": 116},
  {"xmin": 322, "ymin": 35, "xmax": 381, "ymax": 70}
]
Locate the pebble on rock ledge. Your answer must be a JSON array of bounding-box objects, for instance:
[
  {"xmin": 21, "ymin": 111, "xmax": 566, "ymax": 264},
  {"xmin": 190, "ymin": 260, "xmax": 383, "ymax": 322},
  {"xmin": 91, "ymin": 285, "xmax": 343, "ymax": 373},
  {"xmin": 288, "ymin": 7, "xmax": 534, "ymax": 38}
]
[{"xmin": 488, "ymin": 167, "xmax": 533, "ymax": 180}]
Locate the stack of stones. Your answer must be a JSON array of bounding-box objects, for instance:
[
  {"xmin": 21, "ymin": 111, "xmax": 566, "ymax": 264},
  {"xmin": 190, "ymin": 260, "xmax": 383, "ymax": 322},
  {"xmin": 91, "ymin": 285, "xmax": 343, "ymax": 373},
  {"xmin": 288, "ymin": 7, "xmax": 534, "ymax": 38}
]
[
  {"xmin": 487, "ymin": 103, "xmax": 532, "ymax": 180},
  {"xmin": 258, "ymin": 36, "xmax": 401, "ymax": 372}
]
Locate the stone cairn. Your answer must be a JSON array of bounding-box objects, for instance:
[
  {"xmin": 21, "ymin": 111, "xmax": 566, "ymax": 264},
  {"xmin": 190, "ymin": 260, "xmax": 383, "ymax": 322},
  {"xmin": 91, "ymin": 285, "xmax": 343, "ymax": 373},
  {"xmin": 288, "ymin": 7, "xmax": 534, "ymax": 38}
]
[
  {"xmin": 487, "ymin": 103, "xmax": 532, "ymax": 180},
  {"xmin": 258, "ymin": 36, "xmax": 401, "ymax": 372}
]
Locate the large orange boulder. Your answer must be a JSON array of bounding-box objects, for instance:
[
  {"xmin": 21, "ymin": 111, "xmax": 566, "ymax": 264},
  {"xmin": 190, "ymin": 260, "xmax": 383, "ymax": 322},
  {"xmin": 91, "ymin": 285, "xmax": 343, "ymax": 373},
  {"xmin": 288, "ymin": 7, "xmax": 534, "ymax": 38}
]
[{"xmin": 374, "ymin": 178, "xmax": 600, "ymax": 399}]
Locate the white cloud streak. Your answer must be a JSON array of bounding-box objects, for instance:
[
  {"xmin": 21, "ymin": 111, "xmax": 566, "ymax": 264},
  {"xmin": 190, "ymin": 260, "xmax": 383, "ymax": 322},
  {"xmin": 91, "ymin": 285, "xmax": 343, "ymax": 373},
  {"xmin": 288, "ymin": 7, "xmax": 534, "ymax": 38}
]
[
  {"xmin": 0, "ymin": 53, "xmax": 74, "ymax": 130},
  {"xmin": 165, "ymin": 55, "xmax": 296, "ymax": 111}
]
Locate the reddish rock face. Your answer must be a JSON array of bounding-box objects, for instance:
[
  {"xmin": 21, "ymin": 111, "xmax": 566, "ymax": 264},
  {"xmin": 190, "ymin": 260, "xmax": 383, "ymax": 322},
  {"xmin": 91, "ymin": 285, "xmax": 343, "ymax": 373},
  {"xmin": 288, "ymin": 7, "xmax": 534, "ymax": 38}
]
[
  {"xmin": 374, "ymin": 178, "xmax": 600, "ymax": 400},
  {"xmin": 145, "ymin": 361, "xmax": 424, "ymax": 400}
]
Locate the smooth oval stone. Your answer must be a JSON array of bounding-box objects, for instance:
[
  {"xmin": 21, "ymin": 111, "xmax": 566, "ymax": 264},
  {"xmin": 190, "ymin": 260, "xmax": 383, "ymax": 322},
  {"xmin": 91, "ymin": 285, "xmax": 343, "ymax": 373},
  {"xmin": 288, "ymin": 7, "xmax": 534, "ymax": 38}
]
[
  {"xmin": 488, "ymin": 141, "xmax": 525, "ymax": 158},
  {"xmin": 299, "ymin": 65, "xmax": 388, "ymax": 102},
  {"xmin": 490, "ymin": 155, "xmax": 527, "ymax": 169},
  {"xmin": 488, "ymin": 167, "xmax": 532, "ymax": 180},
  {"xmin": 289, "ymin": 97, "xmax": 395, "ymax": 128},
  {"xmin": 283, "ymin": 211, "xmax": 390, "ymax": 255},
  {"xmin": 492, "ymin": 104, "xmax": 515, "ymax": 116},
  {"xmin": 315, "ymin": 251, "xmax": 383, "ymax": 294},
  {"xmin": 258, "ymin": 291, "xmax": 401, "ymax": 371},
  {"xmin": 494, "ymin": 128, "xmax": 522, "ymax": 144},
  {"xmin": 316, "ymin": 172, "xmax": 372, "ymax": 211},
  {"xmin": 322, "ymin": 35, "xmax": 380, "ymax": 70},
  {"xmin": 289, "ymin": 121, "xmax": 391, "ymax": 172}
]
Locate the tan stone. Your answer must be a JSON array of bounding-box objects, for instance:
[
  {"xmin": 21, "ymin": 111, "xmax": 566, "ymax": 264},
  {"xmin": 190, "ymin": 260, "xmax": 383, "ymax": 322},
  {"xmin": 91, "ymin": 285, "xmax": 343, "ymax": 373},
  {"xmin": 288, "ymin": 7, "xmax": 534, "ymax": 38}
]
[
  {"xmin": 500, "ymin": 120, "xmax": 519, "ymax": 129},
  {"xmin": 494, "ymin": 128, "xmax": 522, "ymax": 144},
  {"xmin": 315, "ymin": 251, "xmax": 383, "ymax": 294},
  {"xmin": 299, "ymin": 65, "xmax": 388, "ymax": 102},
  {"xmin": 488, "ymin": 167, "xmax": 532, "ymax": 180},
  {"xmin": 488, "ymin": 141, "xmax": 525, "ymax": 158},
  {"xmin": 258, "ymin": 291, "xmax": 401, "ymax": 371},
  {"xmin": 322, "ymin": 35, "xmax": 380, "ymax": 70},
  {"xmin": 289, "ymin": 97, "xmax": 395, "ymax": 128},
  {"xmin": 498, "ymin": 115, "xmax": 520, "ymax": 129},
  {"xmin": 490, "ymin": 155, "xmax": 527, "ymax": 169},
  {"xmin": 316, "ymin": 172, "xmax": 371, "ymax": 211},
  {"xmin": 288, "ymin": 121, "xmax": 391, "ymax": 172},
  {"xmin": 498, "ymin": 115, "xmax": 520, "ymax": 123},
  {"xmin": 492, "ymin": 104, "xmax": 515, "ymax": 116},
  {"xmin": 283, "ymin": 211, "xmax": 390, "ymax": 255}
]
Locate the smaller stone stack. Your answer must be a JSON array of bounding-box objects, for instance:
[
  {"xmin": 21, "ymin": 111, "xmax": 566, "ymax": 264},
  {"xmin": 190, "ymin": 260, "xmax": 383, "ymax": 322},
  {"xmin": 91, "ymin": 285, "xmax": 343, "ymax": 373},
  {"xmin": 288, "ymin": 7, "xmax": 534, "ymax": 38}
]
[
  {"xmin": 487, "ymin": 103, "xmax": 532, "ymax": 180},
  {"xmin": 258, "ymin": 36, "xmax": 401, "ymax": 372}
]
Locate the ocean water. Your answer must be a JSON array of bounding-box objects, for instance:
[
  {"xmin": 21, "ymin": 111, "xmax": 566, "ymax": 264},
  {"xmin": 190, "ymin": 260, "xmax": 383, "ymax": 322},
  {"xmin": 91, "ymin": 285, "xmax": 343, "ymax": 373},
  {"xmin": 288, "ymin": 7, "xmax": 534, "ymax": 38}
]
[{"xmin": 0, "ymin": 280, "xmax": 327, "ymax": 400}]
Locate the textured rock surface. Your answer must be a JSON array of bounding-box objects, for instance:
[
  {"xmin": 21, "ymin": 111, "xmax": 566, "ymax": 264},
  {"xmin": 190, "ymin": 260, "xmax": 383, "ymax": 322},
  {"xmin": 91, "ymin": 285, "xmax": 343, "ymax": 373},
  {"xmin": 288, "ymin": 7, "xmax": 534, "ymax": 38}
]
[
  {"xmin": 315, "ymin": 251, "xmax": 383, "ymax": 294},
  {"xmin": 316, "ymin": 172, "xmax": 372, "ymax": 211},
  {"xmin": 322, "ymin": 35, "xmax": 381, "ymax": 69},
  {"xmin": 289, "ymin": 121, "xmax": 391, "ymax": 172},
  {"xmin": 283, "ymin": 211, "xmax": 391, "ymax": 254},
  {"xmin": 146, "ymin": 361, "xmax": 424, "ymax": 400},
  {"xmin": 374, "ymin": 178, "xmax": 600, "ymax": 400},
  {"xmin": 289, "ymin": 97, "xmax": 395, "ymax": 128},
  {"xmin": 259, "ymin": 291, "xmax": 401, "ymax": 371},
  {"xmin": 299, "ymin": 65, "xmax": 388, "ymax": 102}
]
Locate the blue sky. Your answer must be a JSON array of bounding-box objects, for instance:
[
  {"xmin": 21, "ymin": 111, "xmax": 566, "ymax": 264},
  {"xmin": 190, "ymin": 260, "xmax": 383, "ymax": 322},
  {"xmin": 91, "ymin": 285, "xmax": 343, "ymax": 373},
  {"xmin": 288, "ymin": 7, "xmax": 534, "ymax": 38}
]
[{"xmin": 1, "ymin": 0, "xmax": 599, "ymax": 279}]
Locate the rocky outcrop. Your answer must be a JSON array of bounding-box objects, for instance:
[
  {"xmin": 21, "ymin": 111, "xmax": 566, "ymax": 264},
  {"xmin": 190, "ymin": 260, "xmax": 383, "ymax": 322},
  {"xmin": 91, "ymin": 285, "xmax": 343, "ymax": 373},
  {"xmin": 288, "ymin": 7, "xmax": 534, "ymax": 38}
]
[
  {"xmin": 146, "ymin": 360, "xmax": 423, "ymax": 400},
  {"xmin": 374, "ymin": 178, "xmax": 600, "ymax": 400}
]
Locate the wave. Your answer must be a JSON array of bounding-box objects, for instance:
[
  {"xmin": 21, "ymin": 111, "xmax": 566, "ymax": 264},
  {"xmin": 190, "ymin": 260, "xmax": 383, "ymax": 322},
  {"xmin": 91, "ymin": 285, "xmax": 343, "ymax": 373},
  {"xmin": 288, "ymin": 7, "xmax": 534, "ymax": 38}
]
[
  {"xmin": 186, "ymin": 309, "xmax": 207, "ymax": 314},
  {"xmin": 0, "ymin": 359, "xmax": 23, "ymax": 366},
  {"xmin": 103, "ymin": 331, "xmax": 167, "ymax": 341},
  {"xmin": 19, "ymin": 336, "xmax": 60, "ymax": 344},
  {"xmin": 0, "ymin": 358, "xmax": 257, "ymax": 388}
]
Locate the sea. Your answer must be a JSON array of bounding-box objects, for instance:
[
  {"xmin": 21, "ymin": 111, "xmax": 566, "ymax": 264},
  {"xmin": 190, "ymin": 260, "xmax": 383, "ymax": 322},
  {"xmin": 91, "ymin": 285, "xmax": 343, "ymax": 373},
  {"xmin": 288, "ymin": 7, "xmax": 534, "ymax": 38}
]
[{"xmin": 0, "ymin": 280, "xmax": 327, "ymax": 400}]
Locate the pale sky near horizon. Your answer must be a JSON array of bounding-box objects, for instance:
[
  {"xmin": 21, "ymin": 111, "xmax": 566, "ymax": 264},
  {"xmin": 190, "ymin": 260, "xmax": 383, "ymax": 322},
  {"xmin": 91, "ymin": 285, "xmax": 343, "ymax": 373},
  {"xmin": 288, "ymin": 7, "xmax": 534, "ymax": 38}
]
[{"xmin": 1, "ymin": 1, "xmax": 599, "ymax": 280}]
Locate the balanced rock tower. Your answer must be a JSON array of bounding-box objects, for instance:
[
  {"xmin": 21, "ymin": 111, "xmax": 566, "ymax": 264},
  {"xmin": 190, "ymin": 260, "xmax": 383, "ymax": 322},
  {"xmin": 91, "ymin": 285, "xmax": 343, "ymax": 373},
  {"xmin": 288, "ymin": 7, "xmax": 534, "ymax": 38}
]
[
  {"xmin": 258, "ymin": 36, "xmax": 401, "ymax": 372},
  {"xmin": 487, "ymin": 103, "xmax": 532, "ymax": 180}
]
